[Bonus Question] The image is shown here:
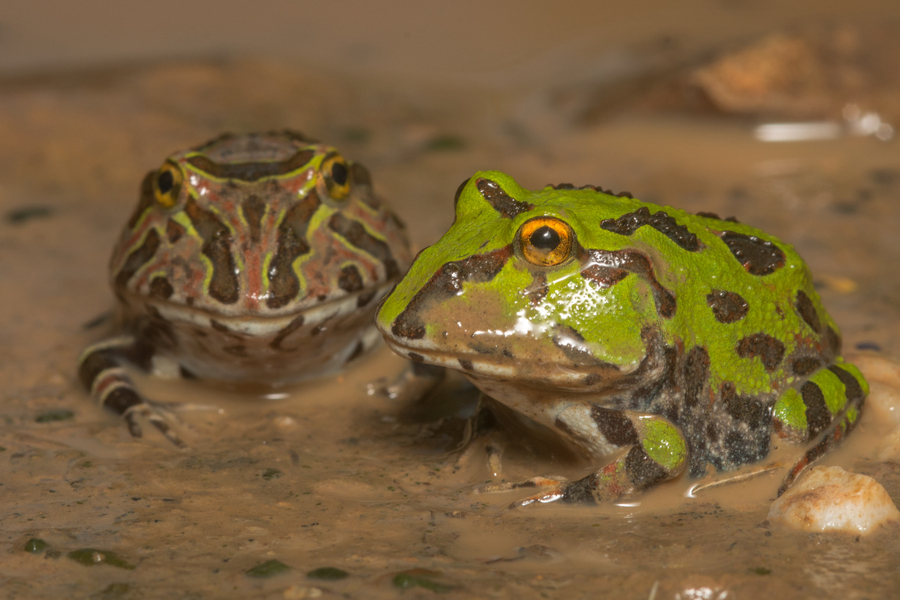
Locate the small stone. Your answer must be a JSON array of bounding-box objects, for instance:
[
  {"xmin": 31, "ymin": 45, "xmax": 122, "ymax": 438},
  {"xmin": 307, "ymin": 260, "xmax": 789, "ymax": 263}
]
[{"xmin": 768, "ymin": 466, "xmax": 900, "ymax": 534}]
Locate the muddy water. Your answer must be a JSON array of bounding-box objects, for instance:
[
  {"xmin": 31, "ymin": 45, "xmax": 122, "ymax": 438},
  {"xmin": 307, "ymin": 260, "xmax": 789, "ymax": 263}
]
[{"xmin": 2, "ymin": 9, "xmax": 900, "ymax": 600}]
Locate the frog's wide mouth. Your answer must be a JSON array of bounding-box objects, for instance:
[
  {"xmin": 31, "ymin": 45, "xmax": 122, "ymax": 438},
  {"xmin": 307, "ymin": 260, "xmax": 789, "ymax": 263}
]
[
  {"xmin": 131, "ymin": 284, "xmax": 390, "ymax": 339},
  {"xmin": 381, "ymin": 336, "xmax": 622, "ymax": 389}
]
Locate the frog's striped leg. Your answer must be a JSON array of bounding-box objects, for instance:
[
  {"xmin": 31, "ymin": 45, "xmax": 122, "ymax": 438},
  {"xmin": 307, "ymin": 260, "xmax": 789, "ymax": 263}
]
[
  {"xmin": 480, "ymin": 405, "xmax": 688, "ymax": 505},
  {"xmin": 773, "ymin": 362, "xmax": 868, "ymax": 496},
  {"xmin": 78, "ymin": 335, "xmax": 186, "ymax": 447}
]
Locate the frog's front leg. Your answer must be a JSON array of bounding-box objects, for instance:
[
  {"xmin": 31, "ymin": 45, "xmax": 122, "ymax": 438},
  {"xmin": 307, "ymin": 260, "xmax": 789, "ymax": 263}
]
[
  {"xmin": 78, "ymin": 335, "xmax": 185, "ymax": 447},
  {"xmin": 485, "ymin": 404, "xmax": 688, "ymax": 505}
]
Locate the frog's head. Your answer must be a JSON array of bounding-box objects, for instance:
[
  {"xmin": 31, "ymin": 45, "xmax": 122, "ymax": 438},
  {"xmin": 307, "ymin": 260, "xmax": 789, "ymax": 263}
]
[
  {"xmin": 376, "ymin": 171, "xmax": 658, "ymax": 389},
  {"xmin": 109, "ymin": 131, "xmax": 411, "ymax": 319}
]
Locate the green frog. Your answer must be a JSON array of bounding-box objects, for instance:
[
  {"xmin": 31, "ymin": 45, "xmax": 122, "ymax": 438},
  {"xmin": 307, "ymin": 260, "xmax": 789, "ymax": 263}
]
[
  {"xmin": 79, "ymin": 131, "xmax": 412, "ymax": 445},
  {"xmin": 376, "ymin": 171, "xmax": 868, "ymax": 503}
]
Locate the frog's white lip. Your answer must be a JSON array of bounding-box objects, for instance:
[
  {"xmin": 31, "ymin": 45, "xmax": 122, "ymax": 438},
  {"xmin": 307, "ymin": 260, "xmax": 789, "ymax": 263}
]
[
  {"xmin": 382, "ymin": 337, "xmax": 603, "ymax": 386},
  {"xmin": 133, "ymin": 285, "xmax": 390, "ymax": 338}
]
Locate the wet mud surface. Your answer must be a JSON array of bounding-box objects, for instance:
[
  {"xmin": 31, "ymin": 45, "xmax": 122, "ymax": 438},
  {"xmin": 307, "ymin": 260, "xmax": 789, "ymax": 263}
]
[{"xmin": 2, "ymin": 22, "xmax": 900, "ymax": 599}]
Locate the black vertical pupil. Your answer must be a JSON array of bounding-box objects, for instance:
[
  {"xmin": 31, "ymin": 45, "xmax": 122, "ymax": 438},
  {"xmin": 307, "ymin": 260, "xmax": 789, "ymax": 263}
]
[
  {"xmin": 530, "ymin": 226, "xmax": 560, "ymax": 251},
  {"xmin": 330, "ymin": 161, "xmax": 348, "ymax": 186},
  {"xmin": 157, "ymin": 170, "xmax": 174, "ymax": 194}
]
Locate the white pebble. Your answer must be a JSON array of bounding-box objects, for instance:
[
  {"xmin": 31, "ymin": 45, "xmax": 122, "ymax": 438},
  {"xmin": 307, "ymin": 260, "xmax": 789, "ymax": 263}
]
[{"xmin": 768, "ymin": 466, "xmax": 899, "ymax": 534}]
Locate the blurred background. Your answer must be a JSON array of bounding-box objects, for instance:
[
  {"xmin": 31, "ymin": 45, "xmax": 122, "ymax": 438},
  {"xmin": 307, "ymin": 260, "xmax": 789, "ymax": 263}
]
[{"xmin": 2, "ymin": 0, "xmax": 898, "ymax": 84}]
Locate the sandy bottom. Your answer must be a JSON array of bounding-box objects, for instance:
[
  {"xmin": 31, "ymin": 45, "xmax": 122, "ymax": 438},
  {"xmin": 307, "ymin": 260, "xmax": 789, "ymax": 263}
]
[{"xmin": 1, "ymin": 48, "xmax": 899, "ymax": 598}]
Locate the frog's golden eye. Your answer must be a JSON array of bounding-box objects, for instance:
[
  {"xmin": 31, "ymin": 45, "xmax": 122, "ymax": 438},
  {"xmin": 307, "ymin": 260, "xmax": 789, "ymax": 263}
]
[
  {"xmin": 518, "ymin": 217, "xmax": 574, "ymax": 267},
  {"xmin": 320, "ymin": 154, "xmax": 352, "ymax": 201},
  {"xmin": 153, "ymin": 162, "xmax": 183, "ymax": 208}
]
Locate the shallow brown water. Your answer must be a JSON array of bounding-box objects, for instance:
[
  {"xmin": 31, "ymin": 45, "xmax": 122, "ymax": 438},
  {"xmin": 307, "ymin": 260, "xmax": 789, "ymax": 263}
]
[{"xmin": 2, "ymin": 6, "xmax": 900, "ymax": 599}]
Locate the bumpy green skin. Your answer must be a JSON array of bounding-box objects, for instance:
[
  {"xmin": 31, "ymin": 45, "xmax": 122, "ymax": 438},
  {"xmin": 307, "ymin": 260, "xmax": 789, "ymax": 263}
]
[{"xmin": 377, "ymin": 170, "xmax": 868, "ymax": 501}]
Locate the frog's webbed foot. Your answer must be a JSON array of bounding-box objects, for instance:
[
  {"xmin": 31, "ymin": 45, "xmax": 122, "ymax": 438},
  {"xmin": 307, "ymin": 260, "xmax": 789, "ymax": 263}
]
[
  {"xmin": 476, "ymin": 476, "xmax": 570, "ymax": 506},
  {"xmin": 79, "ymin": 336, "xmax": 191, "ymax": 448},
  {"xmin": 368, "ymin": 360, "xmax": 445, "ymax": 403},
  {"xmin": 122, "ymin": 400, "xmax": 188, "ymax": 448},
  {"xmin": 479, "ymin": 405, "xmax": 691, "ymax": 506}
]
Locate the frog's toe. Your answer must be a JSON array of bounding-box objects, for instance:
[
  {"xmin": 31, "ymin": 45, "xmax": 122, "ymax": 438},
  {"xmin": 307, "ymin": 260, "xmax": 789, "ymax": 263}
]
[
  {"xmin": 123, "ymin": 403, "xmax": 187, "ymax": 448},
  {"xmin": 475, "ymin": 476, "xmax": 570, "ymax": 507}
]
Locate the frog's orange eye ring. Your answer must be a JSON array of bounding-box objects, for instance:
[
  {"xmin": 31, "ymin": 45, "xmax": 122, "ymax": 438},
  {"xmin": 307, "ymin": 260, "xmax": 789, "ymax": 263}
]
[
  {"xmin": 153, "ymin": 162, "xmax": 184, "ymax": 208},
  {"xmin": 320, "ymin": 154, "xmax": 352, "ymax": 201},
  {"xmin": 518, "ymin": 217, "xmax": 574, "ymax": 267}
]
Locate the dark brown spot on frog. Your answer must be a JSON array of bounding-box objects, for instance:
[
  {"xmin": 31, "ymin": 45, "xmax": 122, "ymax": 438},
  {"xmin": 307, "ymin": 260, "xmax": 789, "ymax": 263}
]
[
  {"xmin": 719, "ymin": 231, "xmax": 785, "ymax": 276},
  {"xmin": 114, "ymin": 228, "xmax": 161, "ymax": 290},
  {"xmin": 128, "ymin": 172, "xmax": 158, "ymax": 228},
  {"xmin": 601, "ymin": 207, "xmax": 702, "ymax": 252},
  {"xmin": 590, "ymin": 405, "xmax": 639, "ymax": 446},
  {"xmin": 270, "ymin": 314, "xmax": 305, "ymax": 351},
  {"xmin": 582, "ymin": 249, "xmax": 676, "ymax": 318},
  {"xmin": 625, "ymin": 446, "xmax": 669, "ymax": 489},
  {"xmin": 736, "ymin": 333, "xmax": 785, "ymax": 372},
  {"xmin": 682, "ymin": 346, "xmax": 710, "ymax": 408},
  {"xmin": 705, "ymin": 422, "xmax": 719, "ymax": 443},
  {"xmin": 828, "ymin": 364, "xmax": 865, "ymax": 402},
  {"xmin": 166, "ymin": 219, "xmax": 185, "ymax": 244},
  {"xmin": 580, "ymin": 264, "xmax": 629, "ymax": 289},
  {"xmin": 390, "ymin": 246, "xmax": 513, "ymax": 340},
  {"xmin": 267, "ymin": 193, "xmax": 318, "ymax": 309},
  {"xmin": 475, "ymin": 178, "xmax": 535, "ymax": 218},
  {"xmin": 241, "ymin": 195, "xmax": 266, "ymax": 244},
  {"xmin": 721, "ymin": 382, "xmax": 768, "ymax": 429},
  {"xmin": 184, "ymin": 198, "xmax": 239, "ymax": 305},
  {"xmin": 186, "ymin": 149, "xmax": 316, "ymax": 182},
  {"xmin": 408, "ymin": 352, "xmax": 424, "ymax": 362},
  {"xmin": 795, "ymin": 290, "xmax": 821, "ymax": 333},
  {"xmin": 706, "ymin": 290, "xmax": 749, "ymax": 324},
  {"xmin": 458, "ymin": 358, "xmax": 474, "ymax": 371},
  {"xmin": 791, "ymin": 356, "xmax": 823, "ymax": 377},
  {"xmin": 338, "ymin": 265, "xmax": 364, "ymax": 294},
  {"xmin": 801, "ymin": 381, "xmax": 831, "ymax": 438},
  {"xmin": 149, "ymin": 276, "xmax": 173, "ymax": 300},
  {"xmin": 102, "ymin": 388, "xmax": 145, "ymax": 423},
  {"xmin": 328, "ymin": 213, "xmax": 399, "ymax": 281},
  {"xmin": 550, "ymin": 183, "xmax": 633, "ymax": 198},
  {"xmin": 696, "ymin": 211, "xmax": 739, "ymax": 223}
]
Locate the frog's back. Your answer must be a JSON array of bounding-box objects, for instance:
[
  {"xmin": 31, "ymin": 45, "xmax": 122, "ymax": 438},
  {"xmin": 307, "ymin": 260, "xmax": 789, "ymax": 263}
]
[{"xmin": 578, "ymin": 191, "xmax": 867, "ymax": 476}]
